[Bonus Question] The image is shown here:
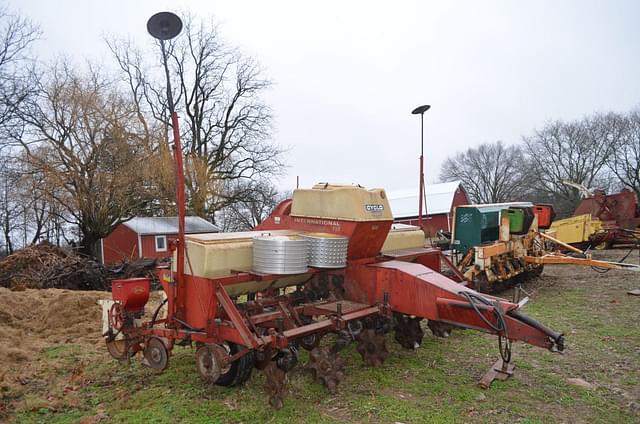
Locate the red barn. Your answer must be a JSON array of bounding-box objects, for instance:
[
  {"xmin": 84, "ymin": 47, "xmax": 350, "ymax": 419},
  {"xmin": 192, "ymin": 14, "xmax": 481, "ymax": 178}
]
[
  {"xmin": 100, "ymin": 216, "xmax": 220, "ymax": 264},
  {"xmin": 387, "ymin": 181, "xmax": 469, "ymax": 235}
]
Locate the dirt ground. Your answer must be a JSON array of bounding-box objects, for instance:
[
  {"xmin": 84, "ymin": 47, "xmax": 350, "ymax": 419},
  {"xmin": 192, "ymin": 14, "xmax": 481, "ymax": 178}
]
[
  {"xmin": 0, "ymin": 249, "xmax": 638, "ymax": 423},
  {"xmin": 0, "ymin": 288, "xmax": 104, "ymax": 371},
  {"xmin": 514, "ymin": 248, "xmax": 640, "ymax": 410},
  {"xmin": 0, "ymin": 289, "xmax": 165, "ymax": 418}
]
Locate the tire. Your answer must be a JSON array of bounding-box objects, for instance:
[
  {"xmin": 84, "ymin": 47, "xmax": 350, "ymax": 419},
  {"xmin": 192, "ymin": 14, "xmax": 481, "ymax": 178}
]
[{"xmin": 215, "ymin": 343, "xmax": 255, "ymax": 387}]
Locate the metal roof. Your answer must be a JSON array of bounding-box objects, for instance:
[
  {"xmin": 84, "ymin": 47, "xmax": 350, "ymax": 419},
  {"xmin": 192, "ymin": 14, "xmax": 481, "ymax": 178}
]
[
  {"xmin": 123, "ymin": 216, "xmax": 221, "ymax": 235},
  {"xmin": 387, "ymin": 181, "xmax": 465, "ymax": 218}
]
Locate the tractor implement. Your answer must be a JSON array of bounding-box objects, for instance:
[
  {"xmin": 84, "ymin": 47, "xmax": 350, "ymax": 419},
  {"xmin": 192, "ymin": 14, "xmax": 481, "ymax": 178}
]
[{"xmin": 102, "ymin": 184, "xmax": 567, "ymax": 408}]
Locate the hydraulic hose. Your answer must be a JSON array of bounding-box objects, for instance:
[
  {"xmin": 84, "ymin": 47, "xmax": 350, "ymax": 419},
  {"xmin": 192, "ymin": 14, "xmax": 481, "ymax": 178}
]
[{"xmin": 507, "ymin": 309, "xmax": 564, "ymax": 352}]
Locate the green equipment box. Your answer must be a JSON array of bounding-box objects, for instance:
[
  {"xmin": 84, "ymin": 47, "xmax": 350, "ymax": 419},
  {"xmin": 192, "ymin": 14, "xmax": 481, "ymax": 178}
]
[{"xmin": 452, "ymin": 202, "xmax": 533, "ymax": 254}]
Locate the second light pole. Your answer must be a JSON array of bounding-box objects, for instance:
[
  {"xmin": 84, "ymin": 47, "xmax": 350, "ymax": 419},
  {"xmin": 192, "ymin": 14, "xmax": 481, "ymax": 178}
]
[{"xmin": 411, "ymin": 104, "xmax": 431, "ymax": 231}]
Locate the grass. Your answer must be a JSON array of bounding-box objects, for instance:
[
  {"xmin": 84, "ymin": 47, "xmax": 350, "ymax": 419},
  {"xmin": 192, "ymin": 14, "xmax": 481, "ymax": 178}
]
[{"xmin": 7, "ymin": 253, "xmax": 640, "ymax": 423}]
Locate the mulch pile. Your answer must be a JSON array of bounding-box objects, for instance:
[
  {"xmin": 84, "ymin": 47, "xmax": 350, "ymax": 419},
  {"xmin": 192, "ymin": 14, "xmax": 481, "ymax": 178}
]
[
  {"xmin": 0, "ymin": 243, "xmax": 161, "ymax": 291},
  {"xmin": 0, "ymin": 287, "xmax": 166, "ymax": 419},
  {"xmin": 0, "ymin": 244, "xmax": 168, "ymax": 419}
]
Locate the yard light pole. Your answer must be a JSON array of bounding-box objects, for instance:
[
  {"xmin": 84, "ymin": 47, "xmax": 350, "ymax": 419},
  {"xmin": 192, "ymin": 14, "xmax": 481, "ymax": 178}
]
[
  {"xmin": 147, "ymin": 12, "xmax": 184, "ymax": 320},
  {"xmin": 411, "ymin": 104, "xmax": 430, "ymax": 231}
]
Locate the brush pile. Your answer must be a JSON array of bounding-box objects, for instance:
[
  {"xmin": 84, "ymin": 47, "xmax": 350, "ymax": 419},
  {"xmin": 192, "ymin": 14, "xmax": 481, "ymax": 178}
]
[{"xmin": 0, "ymin": 243, "xmax": 160, "ymax": 291}]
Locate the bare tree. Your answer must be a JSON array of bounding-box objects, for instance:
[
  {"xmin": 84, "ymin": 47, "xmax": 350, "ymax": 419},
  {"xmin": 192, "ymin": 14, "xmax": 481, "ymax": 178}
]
[
  {"xmin": 14, "ymin": 152, "xmax": 74, "ymax": 245},
  {"xmin": 440, "ymin": 141, "xmax": 530, "ymax": 203},
  {"xmin": 523, "ymin": 115, "xmax": 618, "ymax": 216},
  {"xmin": 0, "ymin": 7, "xmax": 41, "ymax": 252},
  {"xmin": 0, "ymin": 6, "xmax": 40, "ymax": 145},
  {"xmin": 0, "ymin": 154, "xmax": 22, "ymax": 253},
  {"xmin": 109, "ymin": 15, "xmax": 284, "ymax": 222},
  {"xmin": 607, "ymin": 109, "xmax": 640, "ymax": 200},
  {"xmin": 12, "ymin": 62, "xmax": 161, "ymax": 257},
  {"xmin": 217, "ymin": 180, "xmax": 286, "ymax": 231}
]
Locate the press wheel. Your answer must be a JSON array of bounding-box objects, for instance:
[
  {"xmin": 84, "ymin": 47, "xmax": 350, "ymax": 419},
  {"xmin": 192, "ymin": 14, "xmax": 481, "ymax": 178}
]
[
  {"xmin": 106, "ymin": 338, "xmax": 130, "ymax": 361},
  {"xmin": 195, "ymin": 343, "xmax": 227, "ymax": 383},
  {"xmin": 144, "ymin": 337, "xmax": 169, "ymax": 371}
]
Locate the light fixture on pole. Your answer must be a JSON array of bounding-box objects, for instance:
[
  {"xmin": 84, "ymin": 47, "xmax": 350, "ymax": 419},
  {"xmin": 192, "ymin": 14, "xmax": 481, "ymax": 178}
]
[
  {"xmin": 411, "ymin": 104, "xmax": 431, "ymax": 231},
  {"xmin": 147, "ymin": 11, "xmax": 184, "ymax": 319}
]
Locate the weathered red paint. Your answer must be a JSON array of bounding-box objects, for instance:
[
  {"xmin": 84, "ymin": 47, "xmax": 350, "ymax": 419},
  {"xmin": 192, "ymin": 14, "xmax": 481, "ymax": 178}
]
[
  {"xmin": 102, "ymin": 223, "xmax": 138, "ymax": 264},
  {"xmin": 146, "ymin": 235, "xmax": 561, "ymax": 354},
  {"xmin": 113, "ymin": 187, "xmax": 563, "ymax": 389},
  {"xmin": 574, "ymin": 189, "xmax": 639, "ymax": 229},
  {"xmin": 257, "ymin": 200, "xmax": 392, "ymax": 259},
  {"xmin": 257, "ymin": 199, "xmax": 292, "ymax": 229},
  {"xmin": 102, "ymin": 227, "xmax": 178, "ymax": 264},
  {"xmin": 111, "ymin": 278, "xmax": 151, "ymax": 313},
  {"xmin": 170, "ymin": 110, "xmax": 187, "ymax": 329}
]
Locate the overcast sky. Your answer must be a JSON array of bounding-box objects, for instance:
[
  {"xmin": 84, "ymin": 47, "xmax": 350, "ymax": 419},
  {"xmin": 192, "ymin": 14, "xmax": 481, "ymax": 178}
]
[{"xmin": 9, "ymin": 0, "xmax": 640, "ymax": 192}]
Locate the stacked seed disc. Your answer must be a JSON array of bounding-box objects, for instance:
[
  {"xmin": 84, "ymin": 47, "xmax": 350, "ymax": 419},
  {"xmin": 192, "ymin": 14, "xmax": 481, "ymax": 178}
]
[
  {"xmin": 252, "ymin": 235, "xmax": 309, "ymax": 274},
  {"xmin": 302, "ymin": 233, "xmax": 349, "ymax": 268}
]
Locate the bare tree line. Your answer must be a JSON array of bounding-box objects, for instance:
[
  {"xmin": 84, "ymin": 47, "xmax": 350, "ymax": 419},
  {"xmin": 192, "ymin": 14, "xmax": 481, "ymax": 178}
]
[
  {"xmin": 3, "ymin": 6, "xmax": 637, "ymax": 257},
  {"xmin": 0, "ymin": 9, "xmax": 285, "ymax": 257},
  {"xmin": 440, "ymin": 110, "xmax": 640, "ymax": 216}
]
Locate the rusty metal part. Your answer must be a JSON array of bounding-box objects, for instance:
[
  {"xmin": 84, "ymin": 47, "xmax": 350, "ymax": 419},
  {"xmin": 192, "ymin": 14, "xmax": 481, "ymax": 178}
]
[
  {"xmin": 427, "ymin": 320, "xmax": 456, "ymax": 338},
  {"xmin": 458, "ymin": 248, "xmax": 475, "ymax": 271},
  {"xmin": 479, "ymin": 358, "xmax": 515, "ymax": 389},
  {"xmin": 144, "ymin": 337, "xmax": 169, "ymax": 371},
  {"xmin": 195, "ymin": 343, "xmax": 228, "ymax": 383},
  {"xmin": 264, "ymin": 361, "xmax": 288, "ymax": 410},
  {"xmin": 106, "ymin": 337, "xmax": 131, "ymax": 361},
  {"xmin": 356, "ymin": 328, "xmax": 389, "ymax": 366},
  {"xmin": 393, "ymin": 313, "xmax": 424, "ymax": 349},
  {"xmin": 254, "ymin": 346, "xmax": 274, "ymax": 371},
  {"xmin": 275, "ymin": 347, "xmax": 298, "ymax": 372},
  {"xmin": 307, "ymin": 346, "xmax": 345, "ymax": 393},
  {"xmin": 108, "ymin": 302, "xmax": 125, "ymax": 331}
]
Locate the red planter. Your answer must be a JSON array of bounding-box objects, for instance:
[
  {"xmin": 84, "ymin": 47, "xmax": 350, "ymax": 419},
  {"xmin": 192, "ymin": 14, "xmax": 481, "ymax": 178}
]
[{"xmin": 111, "ymin": 277, "xmax": 150, "ymax": 313}]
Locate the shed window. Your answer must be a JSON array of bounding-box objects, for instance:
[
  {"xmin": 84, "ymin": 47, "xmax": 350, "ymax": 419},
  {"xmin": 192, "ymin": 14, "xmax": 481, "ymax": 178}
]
[{"xmin": 155, "ymin": 235, "xmax": 167, "ymax": 252}]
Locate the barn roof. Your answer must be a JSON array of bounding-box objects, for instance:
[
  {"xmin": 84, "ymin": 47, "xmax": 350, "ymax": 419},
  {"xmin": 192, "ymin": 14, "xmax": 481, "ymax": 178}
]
[
  {"xmin": 387, "ymin": 181, "xmax": 465, "ymax": 218},
  {"xmin": 123, "ymin": 216, "xmax": 221, "ymax": 235}
]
